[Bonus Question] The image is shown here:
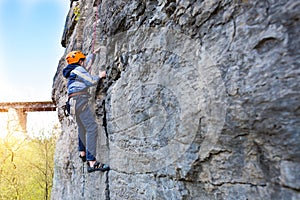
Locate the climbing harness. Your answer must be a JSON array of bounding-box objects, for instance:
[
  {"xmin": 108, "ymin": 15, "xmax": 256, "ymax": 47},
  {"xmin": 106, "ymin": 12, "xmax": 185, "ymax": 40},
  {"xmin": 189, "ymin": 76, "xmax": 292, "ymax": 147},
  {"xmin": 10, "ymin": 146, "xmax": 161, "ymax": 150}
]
[{"xmin": 63, "ymin": 101, "xmax": 70, "ymax": 117}]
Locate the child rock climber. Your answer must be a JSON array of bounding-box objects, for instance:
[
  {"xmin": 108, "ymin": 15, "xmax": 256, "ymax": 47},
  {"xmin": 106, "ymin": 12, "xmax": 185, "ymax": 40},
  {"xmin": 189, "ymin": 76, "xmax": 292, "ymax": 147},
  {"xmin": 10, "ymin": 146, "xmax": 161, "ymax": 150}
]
[{"xmin": 63, "ymin": 50, "xmax": 109, "ymax": 173}]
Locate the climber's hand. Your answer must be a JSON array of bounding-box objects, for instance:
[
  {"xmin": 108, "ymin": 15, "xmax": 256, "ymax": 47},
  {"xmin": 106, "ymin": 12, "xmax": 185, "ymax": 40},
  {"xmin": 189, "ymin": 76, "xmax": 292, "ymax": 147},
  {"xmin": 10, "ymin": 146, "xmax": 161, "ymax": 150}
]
[
  {"xmin": 99, "ymin": 71, "xmax": 106, "ymax": 79},
  {"xmin": 93, "ymin": 47, "xmax": 101, "ymax": 54}
]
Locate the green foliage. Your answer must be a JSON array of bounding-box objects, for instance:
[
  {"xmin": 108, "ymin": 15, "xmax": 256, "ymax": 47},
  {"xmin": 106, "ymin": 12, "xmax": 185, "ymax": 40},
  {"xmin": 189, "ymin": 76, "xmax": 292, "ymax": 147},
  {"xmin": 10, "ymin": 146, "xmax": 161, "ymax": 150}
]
[{"xmin": 0, "ymin": 126, "xmax": 60, "ymax": 200}]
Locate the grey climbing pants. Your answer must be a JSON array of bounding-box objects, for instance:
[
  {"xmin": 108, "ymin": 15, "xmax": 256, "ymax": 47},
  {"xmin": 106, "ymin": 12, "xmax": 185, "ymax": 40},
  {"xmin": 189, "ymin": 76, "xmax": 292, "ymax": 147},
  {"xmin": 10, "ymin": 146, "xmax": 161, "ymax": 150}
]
[{"xmin": 69, "ymin": 94, "xmax": 98, "ymax": 161}]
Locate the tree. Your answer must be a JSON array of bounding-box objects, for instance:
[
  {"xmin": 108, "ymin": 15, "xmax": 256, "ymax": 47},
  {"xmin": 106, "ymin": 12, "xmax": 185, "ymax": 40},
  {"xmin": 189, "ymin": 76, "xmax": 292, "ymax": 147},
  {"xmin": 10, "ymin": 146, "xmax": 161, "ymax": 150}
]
[{"xmin": 0, "ymin": 124, "xmax": 60, "ymax": 199}]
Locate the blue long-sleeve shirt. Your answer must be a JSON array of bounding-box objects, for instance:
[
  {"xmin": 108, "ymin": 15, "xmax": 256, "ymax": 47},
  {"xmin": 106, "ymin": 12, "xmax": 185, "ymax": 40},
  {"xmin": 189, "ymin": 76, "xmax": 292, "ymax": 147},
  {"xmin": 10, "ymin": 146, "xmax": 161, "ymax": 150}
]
[{"xmin": 63, "ymin": 64, "xmax": 99, "ymax": 95}]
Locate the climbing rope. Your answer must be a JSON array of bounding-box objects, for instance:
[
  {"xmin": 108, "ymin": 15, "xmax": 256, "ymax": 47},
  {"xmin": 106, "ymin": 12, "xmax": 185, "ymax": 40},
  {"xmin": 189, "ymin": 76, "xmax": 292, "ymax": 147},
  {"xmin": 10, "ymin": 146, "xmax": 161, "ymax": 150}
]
[
  {"xmin": 86, "ymin": 5, "xmax": 100, "ymax": 73},
  {"xmin": 81, "ymin": 162, "xmax": 85, "ymax": 197},
  {"xmin": 92, "ymin": 6, "xmax": 99, "ymax": 53}
]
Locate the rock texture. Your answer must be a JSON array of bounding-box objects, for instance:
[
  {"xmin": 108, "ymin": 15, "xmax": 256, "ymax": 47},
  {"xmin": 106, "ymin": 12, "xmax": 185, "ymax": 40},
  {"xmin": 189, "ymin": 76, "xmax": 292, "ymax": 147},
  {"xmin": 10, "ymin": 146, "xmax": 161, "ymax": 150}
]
[{"xmin": 51, "ymin": 0, "xmax": 300, "ymax": 199}]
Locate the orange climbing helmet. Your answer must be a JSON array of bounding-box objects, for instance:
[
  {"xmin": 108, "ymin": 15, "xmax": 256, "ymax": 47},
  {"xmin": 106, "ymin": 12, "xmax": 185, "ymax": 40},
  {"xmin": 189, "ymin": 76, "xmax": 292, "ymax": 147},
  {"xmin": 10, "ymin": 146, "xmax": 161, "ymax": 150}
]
[{"xmin": 65, "ymin": 51, "xmax": 86, "ymax": 64}]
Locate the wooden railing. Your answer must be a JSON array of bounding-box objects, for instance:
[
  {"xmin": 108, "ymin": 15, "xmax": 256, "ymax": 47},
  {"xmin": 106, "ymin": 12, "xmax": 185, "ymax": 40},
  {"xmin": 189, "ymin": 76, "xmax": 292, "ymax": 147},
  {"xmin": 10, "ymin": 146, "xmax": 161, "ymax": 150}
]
[{"xmin": 0, "ymin": 101, "xmax": 56, "ymax": 112}]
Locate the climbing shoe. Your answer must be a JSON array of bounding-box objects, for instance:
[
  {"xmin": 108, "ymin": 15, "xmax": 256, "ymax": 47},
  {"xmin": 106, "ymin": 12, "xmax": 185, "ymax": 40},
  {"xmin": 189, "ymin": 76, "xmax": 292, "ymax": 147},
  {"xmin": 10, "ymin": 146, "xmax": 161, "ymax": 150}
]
[
  {"xmin": 79, "ymin": 154, "xmax": 86, "ymax": 162},
  {"xmin": 87, "ymin": 161, "xmax": 110, "ymax": 173}
]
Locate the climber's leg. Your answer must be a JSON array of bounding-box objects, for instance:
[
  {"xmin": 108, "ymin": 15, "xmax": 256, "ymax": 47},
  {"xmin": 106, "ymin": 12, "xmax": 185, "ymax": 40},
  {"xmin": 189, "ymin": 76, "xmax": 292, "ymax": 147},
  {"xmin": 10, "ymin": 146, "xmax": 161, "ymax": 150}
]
[
  {"xmin": 77, "ymin": 118, "xmax": 86, "ymax": 152},
  {"xmin": 78, "ymin": 101, "xmax": 98, "ymax": 162},
  {"xmin": 75, "ymin": 109, "xmax": 86, "ymax": 162},
  {"xmin": 75, "ymin": 95, "xmax": 109, "ymax": 172}
]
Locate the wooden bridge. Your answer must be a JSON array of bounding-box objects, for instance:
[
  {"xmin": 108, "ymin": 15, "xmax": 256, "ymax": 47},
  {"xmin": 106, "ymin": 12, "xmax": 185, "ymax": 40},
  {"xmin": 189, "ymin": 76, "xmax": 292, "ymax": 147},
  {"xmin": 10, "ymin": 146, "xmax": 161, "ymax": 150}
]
[{"xmin": 0, "ymin": 101, "xmax": 56, "ymax": 133}]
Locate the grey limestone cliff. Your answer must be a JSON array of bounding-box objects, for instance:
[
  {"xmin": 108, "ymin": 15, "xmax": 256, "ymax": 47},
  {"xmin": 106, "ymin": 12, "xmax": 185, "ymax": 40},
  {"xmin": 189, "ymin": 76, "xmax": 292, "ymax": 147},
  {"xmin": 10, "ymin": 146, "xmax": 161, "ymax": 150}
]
[{"xmin": 51, "ymin": 0, "xmax": 300, "ymax": 199}]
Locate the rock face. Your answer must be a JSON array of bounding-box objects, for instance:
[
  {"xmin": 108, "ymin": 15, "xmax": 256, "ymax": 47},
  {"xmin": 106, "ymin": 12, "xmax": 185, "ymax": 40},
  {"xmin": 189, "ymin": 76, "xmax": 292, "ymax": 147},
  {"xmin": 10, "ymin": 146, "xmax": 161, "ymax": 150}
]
[{"xmin": 51, "ymin": 0, "xmax": 300, "ymax": 199}]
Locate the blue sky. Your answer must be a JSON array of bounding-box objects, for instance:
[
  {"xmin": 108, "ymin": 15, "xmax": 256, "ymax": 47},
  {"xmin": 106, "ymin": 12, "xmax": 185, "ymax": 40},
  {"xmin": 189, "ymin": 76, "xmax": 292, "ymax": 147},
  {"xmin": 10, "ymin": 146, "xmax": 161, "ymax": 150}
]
[{"xmin": 0, "ymin": 0, "xmax": 69, "ymax": 102}]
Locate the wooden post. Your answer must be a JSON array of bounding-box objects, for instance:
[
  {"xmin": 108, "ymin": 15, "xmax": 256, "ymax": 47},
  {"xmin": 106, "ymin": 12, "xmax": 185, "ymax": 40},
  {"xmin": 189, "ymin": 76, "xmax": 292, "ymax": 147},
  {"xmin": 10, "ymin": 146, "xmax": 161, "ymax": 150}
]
[{"xmin": 7, "ymin": 108, "xmax": 27, "ymax": 134}]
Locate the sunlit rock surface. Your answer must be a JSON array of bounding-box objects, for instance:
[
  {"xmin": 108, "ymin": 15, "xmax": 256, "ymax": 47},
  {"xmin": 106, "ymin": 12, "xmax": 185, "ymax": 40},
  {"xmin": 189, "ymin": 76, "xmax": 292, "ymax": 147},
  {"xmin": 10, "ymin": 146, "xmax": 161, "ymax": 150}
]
[{"xmin": 51, "ymin": 0, "xmax": 300, "ymax": 199}]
